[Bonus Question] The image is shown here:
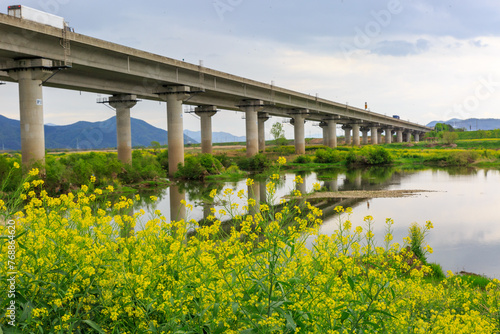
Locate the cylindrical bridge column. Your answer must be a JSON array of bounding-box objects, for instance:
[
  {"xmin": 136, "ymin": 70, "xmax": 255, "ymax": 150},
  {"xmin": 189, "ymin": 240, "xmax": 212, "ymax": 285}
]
[
  {"xmin": 396, "ymin": 129, "xmax": 403, "ymax": 143},
  {"xmin": 258, "ymin": 112, "xmax": 270, "ymax": 152},
  {"xmin": 109, "ymin": 94, "xmax": 138, "ymax": 164},
  {"xmin": 402, "ymin": 131, "xmax": 410, "ymax": 143},
  {"xmin": 327, "ymin": 120, "xmax": 337, "ymax": 148},
  {"xmin": 195, "ymin": 105, "xmax": 217, "ymax": 154},
  {"xmin": 160, "ymin": 86, "xmax": 191, "ymax": 177},
  {"xmin": 352, "ymin": 124, "xmax": 360, "ymax": 146},
  {"xmin": 292, "ymin": 113, "xmax": 306, "ymax": 154},
  {"xmin": 8, "ymin": 59, "xmax": 53, "ymax": 166},
  {"xmin": 371, "ymin": 126, "xmax": 379, "ymax": 145},
  {"xmin": 361, "ymin": 127, "xmax": 369, "ymax": 145},
  {"xmin": 385, "ymin": 128, "xmax": 393, "ymax": 144},
  {"xmin": 343, "ymin": 125, "xmax": 352, "ymax": 145},
  {"xmin": 239, "ymin": 100, "xmax": 264, "ymax": 157},
  {"xmin": 319, "ymin": 121, "xmax": 328, "ymax": 146},
  {"xmin": 414, "ymin": 132, "xmax": 420, "ymax": 142}
]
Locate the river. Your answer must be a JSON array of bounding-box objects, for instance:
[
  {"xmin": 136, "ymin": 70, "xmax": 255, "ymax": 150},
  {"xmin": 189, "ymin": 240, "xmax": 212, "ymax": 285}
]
[{"xmin": 139, "ymin": 167, "xmax": 500, "ymax": 279}]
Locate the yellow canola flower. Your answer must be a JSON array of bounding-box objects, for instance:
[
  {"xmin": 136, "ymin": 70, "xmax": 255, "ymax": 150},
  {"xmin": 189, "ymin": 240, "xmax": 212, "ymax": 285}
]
[
  {"xmin": 28, "ymin": 168, "xmax": 39, "ymax": 176},
  {"xmin": 246, "ymin": 178, "xmax": 254, "ymax": 186},
  {"xmin": 277, "ymin": 156, "xmax": 286, "ymax": 165},
  {"xmin": 13, "ymin": 162, "xmax": 20, "ymax": 169},
  {"xmin": 293, "ymin": 175, "xmax": 303, "ymax": 184},
  {"xmin": 270, "ymin": 173, "xmax": 280, "ymax": 181},
  {"xmin": 90, "ymin": 175, "xmax": 96, "ymax": 183},
  {"xmin": 312, "ymin": 182, "xmax": 321, "ymax": 191},
  {"xmin": 209, "ymin": 189, "xmax": 217, "ymax": 199}
]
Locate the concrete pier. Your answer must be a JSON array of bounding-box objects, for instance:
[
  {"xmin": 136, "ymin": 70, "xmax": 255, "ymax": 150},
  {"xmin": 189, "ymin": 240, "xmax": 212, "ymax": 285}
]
[
  {"xmin": 361, "ymin": 127, "xmax": 369, "ymax": 145},
  {"xmin": 239, "ymin": 100, "xmax": 263, "ymax": 157},
  {"xmin": 378, "ymin": 129, "xmax": 383, "ymax": 144},
  {"xmin": 109, "ymin": 94, "xmax": 137, "ymax": 164},
  {"xmin": 352, "ymin": 124, "xmax": 360, "ymax": 146},
  {"xmin": 371, "ymin": 126, "xmax": 378, "ymax": 145},
  {"xmin": 319, "ymin": 121, "xmax": 328, "ymax": 146},
  {"xmin": 258, "ymin": 112, "xmax": 269, "ymax": 152},
  {"xmin": 160, "ymin": 85, "xmax": 190, "ymax": 177},
  {"xmin": 396, "ymin": 129, "xmax": 403, "ymax": 143},
  {"xmin": 343, "ymin": 125, "xmax": 352, "ymax": 145},
  {"xmin": 292, "ymin": 113, "xmax": 306, "ymax": 154},
  {"xmin": 404, "ymin": 131, "xmax": 411, "ymax": 143},
  {"xmin": 7, "ymin": 59, "xmax": 53, "ymax": 166},
  {"xmin": 414, "ymin": 132, "xmax": 420, "ymax": 142},
  {"xmin": 195, "ymin": 105, "xmax": 217, "ymax": 154},
  {"xmin": 385, "ymin": 127, "xmax": 392, "ymax": 144},
  {"xmin": 327, "ymin": 120, "xmax": 337, "ymax": 148}
]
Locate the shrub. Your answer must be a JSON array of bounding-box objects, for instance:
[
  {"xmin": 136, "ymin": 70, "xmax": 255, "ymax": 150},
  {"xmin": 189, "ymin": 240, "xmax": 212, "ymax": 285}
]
[
  {"xmin": 156, "ymin": 149, "xmax": 169, "ymax": 171},
  {"xmin": 445, "ymin": 151, "xmax": 478, "ymax": 166},
  {"xmin": 442, "ymin": 131, "xmax": 459, "ymax": 145},
  {"xmin": 293, "ymin": 154, "xmax": 313, "ymax": 164},
  {"xmin": 119, "ymin": 150, "xmax": 164, "ymax": 184},
  {"xmin": 237, "ymin": 153, "xmax": 271, "ymax": 171},
  {"xmin": 175, "ymin": 154, "xmax": 223, "ymax": 180},
  {"xmin": 346, "ymin": 146, "xmax": 393, "ymax": 166},
  {"xmin": 214, "ymin": 153, "xmax": 232, "ymax": 168},
  {"xmin": 314, "ymin": 148, "xmax": 343, "ymax": 164}
]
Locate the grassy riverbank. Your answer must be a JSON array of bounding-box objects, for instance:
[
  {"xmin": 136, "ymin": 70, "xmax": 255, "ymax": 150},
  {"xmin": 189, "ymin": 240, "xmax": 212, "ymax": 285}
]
[{"xmin": 1, "ymin": 167, "xmax": 499, "ymax": 333}]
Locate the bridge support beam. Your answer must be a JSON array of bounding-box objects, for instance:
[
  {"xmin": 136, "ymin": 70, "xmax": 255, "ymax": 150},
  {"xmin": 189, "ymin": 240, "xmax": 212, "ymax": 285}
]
[
  {"xmin": 371, "ymin": 126, "xmax": 378, "ymax": 145},
  {"xmin": 291, "ymin": 112, "xmax": 306, "ymax": 154},
  {"xmin": 160, "ymin": 86, "xmax": 191, "ymax": 177},
  {"xmin": 396, "ymin": 129, "xmax": 403, "ymax": 143},
  {"xmin": 319, "ymin": 121, "xmax": 328, "ymax": 146},
  {"xmin": 7, "ymin": 59, "xmax": 53, "ymax": 166},
  {"xmin": 109, "ymin": 94, "xmax": 137, "ymax": 164},
  {"xmin": 258, "ymin": 112, "xmax": 269, "ymax": 152},
  {"xmin": 404, "ymin": 131, "xmax": 411, "ymax": 143},
  {"xmin": 378, "ymin": 129, "xmax": 383, "ymax": 144},
  {"xmin": 195, "ymin": 105, "xmax": 217, "ymax": 154},
  {"xmin": 352, "ymin": 124, "xmax": 360, "ymax": 146},
  {"xmin": 414, "ymin": 132, "xmax": 420, "ymax": 142},
  {"xmin": 343, "ymin": 125, "xmax": 352, "ymax": 145},
  {"xmin": 361, "ymin": 127, "xmax": 369, "ymax": 145},
  {"xmin": 385, "ymin": 128, "xmax": 392, "ymax": 144},
  {"xmin": 239, "ymin": 100, "xmax": 264, "ymax": 157},
  {"xmin": 327, "ymin": 120, "xmax": 337, "ymax": 148}
]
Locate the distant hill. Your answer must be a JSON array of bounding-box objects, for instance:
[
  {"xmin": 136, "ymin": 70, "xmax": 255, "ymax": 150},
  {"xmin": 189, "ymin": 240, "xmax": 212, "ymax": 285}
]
[
  {"xmin": 184, "ymin": 129, "xmax": 246, "ymax": 143},
  {"xmin": 0, "ymin": 115, "xmax": 198, "ymax": 151},
  {"xmin": 426, "ymin": 118, "xmax": 500, "ymax": 131}
]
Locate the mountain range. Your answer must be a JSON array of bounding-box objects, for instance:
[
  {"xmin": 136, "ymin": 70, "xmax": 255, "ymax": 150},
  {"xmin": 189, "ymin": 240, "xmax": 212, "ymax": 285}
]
[
  {"xmin": 426, "ymin": 118, "xmax": 500, "ymax": 131},
  {"xmin": 184, "ymin": 129, "xmax": 246, "ymax": 143},
  {"xmin": 0, "ymin": 115, "xmax": 198, "ymax": 151},
  {"xmin": 0, "ymin": 115, "xmax": 249, "ymax": 151}
]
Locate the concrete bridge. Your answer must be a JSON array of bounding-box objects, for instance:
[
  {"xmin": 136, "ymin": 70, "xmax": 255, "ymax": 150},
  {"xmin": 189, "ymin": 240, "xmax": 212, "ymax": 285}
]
[{"xmin": 0, "ymin": 13, "xmax": 432, "ymax": 175}]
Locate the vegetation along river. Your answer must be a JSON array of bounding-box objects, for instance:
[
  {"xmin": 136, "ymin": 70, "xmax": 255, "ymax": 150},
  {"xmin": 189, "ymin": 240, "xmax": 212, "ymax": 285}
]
[{"xmin": 137, "ymin": 166, "xmax": 500, "ymax": 279}]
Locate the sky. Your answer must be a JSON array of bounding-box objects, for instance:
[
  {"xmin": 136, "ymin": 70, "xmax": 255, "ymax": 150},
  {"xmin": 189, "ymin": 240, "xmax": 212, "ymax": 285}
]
[{"xmin": 1, "ymin": 0, "xmax": 500, "ymax": 138}]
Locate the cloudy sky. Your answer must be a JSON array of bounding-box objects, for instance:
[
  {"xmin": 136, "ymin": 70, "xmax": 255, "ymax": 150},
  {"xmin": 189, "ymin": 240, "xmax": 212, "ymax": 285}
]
[{"xmin": 2, "ymin": 0, "xmax": 500, "ymax": 138}]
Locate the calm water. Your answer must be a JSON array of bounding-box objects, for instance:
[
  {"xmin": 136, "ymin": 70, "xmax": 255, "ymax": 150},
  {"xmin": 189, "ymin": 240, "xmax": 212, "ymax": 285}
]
[{"xmin": 140, "ymin": 167, "xmax": 500, "ymax": 279}]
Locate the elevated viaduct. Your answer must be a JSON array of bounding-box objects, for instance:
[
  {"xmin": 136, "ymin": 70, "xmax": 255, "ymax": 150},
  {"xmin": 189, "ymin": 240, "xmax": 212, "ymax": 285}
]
[{"xmin": 0, "ymin": 12, "xmax": 432, "ymax": 175}]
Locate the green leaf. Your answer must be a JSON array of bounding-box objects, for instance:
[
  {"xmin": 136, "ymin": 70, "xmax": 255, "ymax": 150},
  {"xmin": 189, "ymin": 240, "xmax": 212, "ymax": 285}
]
[
  {"xmin": 340, "ymin": 310, "xmax": 350, "ymax": 323},
  {"xmin": 82, "ymin": 320, "xmax": 105, "ymax": 333},
  {"xmin": 347, "ymin": 276, "xmax": 355, "ymax": 291},
  {"xmin": 284, "ymin": 312, "xmax": 297, "ymax": 331}
]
